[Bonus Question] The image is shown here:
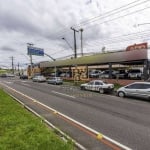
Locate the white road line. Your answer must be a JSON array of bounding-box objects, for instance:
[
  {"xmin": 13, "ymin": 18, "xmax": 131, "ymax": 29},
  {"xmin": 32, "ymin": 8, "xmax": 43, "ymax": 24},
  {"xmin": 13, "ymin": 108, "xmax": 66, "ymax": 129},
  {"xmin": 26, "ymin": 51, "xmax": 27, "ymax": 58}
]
[
  {"xmin": 1, "ymin": 83, "xmax": 132, "ymax": 150},
  {"xmin": 22, "ymin": 83, "xmax": 31, "ymax": 86},
  {"xmin": 21, "ymin": 80, "xmax": 29, "ymax": 83},
  {"xmin": 4, "ymin": 81, "xmax": 13, "ymax": 84},
  {"xmin": 51, "ymin": 90, "xmax": 76, "ymax": 99}
]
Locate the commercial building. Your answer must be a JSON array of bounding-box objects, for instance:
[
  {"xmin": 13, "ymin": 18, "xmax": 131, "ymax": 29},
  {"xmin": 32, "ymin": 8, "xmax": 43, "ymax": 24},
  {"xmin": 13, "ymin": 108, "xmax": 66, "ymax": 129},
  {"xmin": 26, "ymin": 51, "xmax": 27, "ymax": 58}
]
[{"xmin": 38, "ymin": 43, "xmax": 149, "ymax": 80}]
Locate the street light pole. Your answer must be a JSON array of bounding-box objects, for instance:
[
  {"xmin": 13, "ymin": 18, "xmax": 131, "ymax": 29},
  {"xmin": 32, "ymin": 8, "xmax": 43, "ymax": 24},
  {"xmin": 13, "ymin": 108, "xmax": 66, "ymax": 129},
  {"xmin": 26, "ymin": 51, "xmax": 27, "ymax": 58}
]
[
  {"xmin": 10, "ymin": 56, "xmax": 14, "ymax": 74},
  {"xmin": 44, "ymin": 53, "xmax": 56, "ymax": 77},
  {"xmin": 44, "ymin": 53, "xmax": 56, "ymax": 61},
  {"xmin": 62, "ymin": 37, "xmax": 74, "ymax": 51},
  {"xmin": 80, "ymin": 28, "xmax": 84, "ymax": 56},
  {"xmin": 137, "ymin": 23, "xmax": 150, "ymax": 26},
  {"xmin": 27, "ymin": 43, "xmax": 34, "ymax": 77}
]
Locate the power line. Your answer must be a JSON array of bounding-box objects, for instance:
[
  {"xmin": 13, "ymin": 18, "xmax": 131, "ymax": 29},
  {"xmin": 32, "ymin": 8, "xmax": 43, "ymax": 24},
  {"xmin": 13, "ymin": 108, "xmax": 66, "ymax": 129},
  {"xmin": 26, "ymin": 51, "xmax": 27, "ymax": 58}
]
[
  {"xmin": 16, "ymin": 1, "xmax": 150, "ymax": 61},
  {"xmin": 85, "ymin": 29, "xmax": 150, "ymax": 47},
  {"xmin": 55, "ymin": 0, "xmax": 149, "ymax": 37},
  {"xmin": 80, "ymin": 5, "xmax": 150, "ymax": 31},
  {"xmin": 84, "ymin": 34, "xmax": 150, "ymax": 52},
  {"xmin": 39, "ymin": 0, "xmax": 150, "ymax": 58},
  {"xmin": 83, "ymin": 29, "xmax": 150, "ymax": 49},
  {"xmin": 73, "ymin": 0, "xmax": 150, "ymax": 29}
]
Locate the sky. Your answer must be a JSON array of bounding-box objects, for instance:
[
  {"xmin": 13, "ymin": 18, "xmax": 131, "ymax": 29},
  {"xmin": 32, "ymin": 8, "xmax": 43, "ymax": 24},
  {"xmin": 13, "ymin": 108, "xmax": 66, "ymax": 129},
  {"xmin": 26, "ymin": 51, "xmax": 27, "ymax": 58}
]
[{"xmin": 0, "ymin": 0, "xmax": 150, "ymax": 69}]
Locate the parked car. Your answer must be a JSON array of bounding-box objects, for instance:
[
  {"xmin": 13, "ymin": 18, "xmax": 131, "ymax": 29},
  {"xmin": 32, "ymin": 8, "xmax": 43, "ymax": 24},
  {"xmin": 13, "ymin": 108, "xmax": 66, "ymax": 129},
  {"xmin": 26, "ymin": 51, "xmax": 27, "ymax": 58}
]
[
  {"xmin": 80, "ymin": 80, "xmax": 114, "ymax": 94},
  {"xmin": 99, "ymin": 70, "xmax": 116, "ymax": 79},
  {"xmin": 128, "ymin": 69, "xmax": 142, "ymax": 79},
  {"xmin": 32, "ymin": 75, "xmax": 46, "ymax": 82},
  {"xmin": 0, "ymin": 73, "xmax": 7, "ymax": 77},
  {"xmin": 20, "ymin": 75, "xmax": 28, "ymax": 79},
  {"xmin": 47, "ymin": 77, "xmax": 63, "ymax": 85},
  {"xmin": 6, "ymin": 73, "xmax": 15, "ymax": 77},
  {"xmin": 89, "ymin": 70, "xmax": 101, "ymax": 78},
  {"xmin": 117, "ymin": 82, "xmax": 150, "ymax": 100},
  {"xmin": 114, "ymin": 70, "xmax": 128, "ymax": 79},
  {"xmin": 60, "ymin": 73, "xmax": 70, "ymax": 78}
]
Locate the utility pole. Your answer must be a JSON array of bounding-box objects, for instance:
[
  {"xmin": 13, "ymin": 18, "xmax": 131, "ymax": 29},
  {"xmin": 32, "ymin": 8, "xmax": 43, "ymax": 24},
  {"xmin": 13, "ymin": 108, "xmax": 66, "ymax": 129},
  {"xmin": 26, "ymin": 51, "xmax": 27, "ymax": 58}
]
[
  {"xmin": 71, "ymin": 27, "xmax": 79, "ymax": 58},
  {"xmin": 18, "ymin": 62, "xmax": 19, "ymax": 71},
  {"xmin": 80, "ymin": 28, "xmax": 84, "ymax": 56},
  {"xmin": 18, "ymin": 62, "xmax": 20, "ymax": 75},
  {"xmin": 10, "ymin": 56, "xmax": 14, "ymax": 74}
]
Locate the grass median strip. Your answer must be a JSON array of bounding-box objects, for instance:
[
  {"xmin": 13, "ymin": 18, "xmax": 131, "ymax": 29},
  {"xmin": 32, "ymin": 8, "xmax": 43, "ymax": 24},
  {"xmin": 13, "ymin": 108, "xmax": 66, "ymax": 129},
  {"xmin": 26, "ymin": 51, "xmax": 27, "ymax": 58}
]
[{"xmin": 0, "ymin": 88, "xmax": 74, "ymax": 150}]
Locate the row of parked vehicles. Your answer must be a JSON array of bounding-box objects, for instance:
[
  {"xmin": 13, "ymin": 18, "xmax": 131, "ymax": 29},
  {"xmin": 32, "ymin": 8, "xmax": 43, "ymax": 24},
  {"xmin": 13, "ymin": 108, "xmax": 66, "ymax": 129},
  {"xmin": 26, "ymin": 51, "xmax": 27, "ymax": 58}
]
[
  {"xmin": 89, "ymin": 69, "xmax": 143, "ymax": 79},
  {"xmin": 32, "ymin": 75, "xmax": 63, "ymax": 85},
  {"xmin": 80, "ymin": 80, "xmax": 150, "ymax": 100},
  {"xmin": 30, "ymin": 75, "xmax": 150, "ymax": 100}
]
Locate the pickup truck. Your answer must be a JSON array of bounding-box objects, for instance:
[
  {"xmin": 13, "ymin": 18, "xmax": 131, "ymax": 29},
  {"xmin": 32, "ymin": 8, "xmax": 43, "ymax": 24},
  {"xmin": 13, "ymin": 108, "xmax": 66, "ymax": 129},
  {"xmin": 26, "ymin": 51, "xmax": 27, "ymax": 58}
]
[{"xmin": 80, "ymin": 80, "xmax": 114, "ymax": 94}]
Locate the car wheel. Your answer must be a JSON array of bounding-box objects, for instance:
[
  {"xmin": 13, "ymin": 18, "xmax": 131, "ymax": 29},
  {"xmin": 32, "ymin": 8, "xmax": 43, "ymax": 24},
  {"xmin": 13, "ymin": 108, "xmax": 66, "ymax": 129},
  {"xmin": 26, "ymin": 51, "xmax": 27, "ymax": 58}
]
[
  {"xmin": 99, "ymin": 88, "xmax": 104, "ymax": 94},
  {"xmin": 118, "ymin": 91, "xmax": 125, "ymax": 98}
]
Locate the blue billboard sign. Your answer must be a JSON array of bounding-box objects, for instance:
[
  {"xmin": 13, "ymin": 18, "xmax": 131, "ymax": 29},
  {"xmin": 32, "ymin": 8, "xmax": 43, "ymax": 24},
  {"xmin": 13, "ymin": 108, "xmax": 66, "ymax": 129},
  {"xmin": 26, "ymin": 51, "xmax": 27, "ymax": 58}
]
[{"xmin": 27, "ymin": 46, "xmax": 44, "ymax": 56}]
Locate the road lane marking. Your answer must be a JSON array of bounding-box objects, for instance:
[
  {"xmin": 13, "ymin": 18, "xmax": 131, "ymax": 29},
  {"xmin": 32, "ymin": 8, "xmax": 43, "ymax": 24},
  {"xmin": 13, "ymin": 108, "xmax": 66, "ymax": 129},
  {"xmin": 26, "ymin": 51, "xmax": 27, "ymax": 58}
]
[
  {"xmin": 3, "ymin": 81, "xmax": 13, "ymax": 84},
  {"xmin": 51, "ymin": 90, "xmax": 76, "ymax": 99},
  {"xmin": 22, "ymin": 83, "xmax": 31, "ymax": 86},
  {"xmin": 1, "ymin": 83, "xmax": 132, "ymax": 150}
]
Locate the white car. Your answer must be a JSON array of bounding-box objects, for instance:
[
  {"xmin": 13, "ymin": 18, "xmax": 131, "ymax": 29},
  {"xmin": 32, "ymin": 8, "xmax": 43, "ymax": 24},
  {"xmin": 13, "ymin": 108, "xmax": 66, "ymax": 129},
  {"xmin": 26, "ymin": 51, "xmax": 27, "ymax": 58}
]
[
  {"xmin": 32, "ymin": 75, "xmax": 46, "ymax": 82},
  {"xmin": 128, "ymin": 69, "xmax": 142, "ymax": 79},
  {"xmin": 80, "ymin": 80, "xmax": 114, "ymax": 94},
  {"xmin": 117, "ymin": 82, "xmax": 150, "ymax": 100}
]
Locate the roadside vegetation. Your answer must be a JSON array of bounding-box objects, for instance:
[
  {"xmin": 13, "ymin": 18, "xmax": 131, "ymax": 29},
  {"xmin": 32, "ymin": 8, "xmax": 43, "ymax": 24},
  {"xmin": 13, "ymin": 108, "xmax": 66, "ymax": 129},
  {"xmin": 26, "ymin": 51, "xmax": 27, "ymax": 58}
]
[
  {"xmin": 114, "ymin": 83, "xmax": 122, "ymax": 90},
  {"xmin": 0, "ymin": 88, "xmax": 74, "ymax": 150},
  {"xmin": 0, "ymin": 69, "xmax": 7, "ymax": 74}
]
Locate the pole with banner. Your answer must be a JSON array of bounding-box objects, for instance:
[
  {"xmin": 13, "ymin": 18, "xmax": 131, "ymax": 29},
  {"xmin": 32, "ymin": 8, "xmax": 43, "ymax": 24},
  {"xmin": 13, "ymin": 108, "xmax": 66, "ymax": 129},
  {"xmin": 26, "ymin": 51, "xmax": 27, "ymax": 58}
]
[{"xmin": 27, "ymin": 43, "xmax": 44, "ymax": 77}]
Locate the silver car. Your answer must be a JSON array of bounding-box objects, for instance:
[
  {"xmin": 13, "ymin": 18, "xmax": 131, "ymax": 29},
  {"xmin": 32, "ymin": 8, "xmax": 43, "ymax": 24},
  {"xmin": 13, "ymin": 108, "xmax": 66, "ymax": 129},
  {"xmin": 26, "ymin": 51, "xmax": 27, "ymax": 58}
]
[
  {"xmin": 117, "ymin": 82, "xmax": 150, "ymax": 100},
  {"xmin": 47, "ymin": 77, "xmax": 63, "ymax": 85},
  {"xmin": 32, "ymin": 75, "xmax": 46, "ymax": 82}
]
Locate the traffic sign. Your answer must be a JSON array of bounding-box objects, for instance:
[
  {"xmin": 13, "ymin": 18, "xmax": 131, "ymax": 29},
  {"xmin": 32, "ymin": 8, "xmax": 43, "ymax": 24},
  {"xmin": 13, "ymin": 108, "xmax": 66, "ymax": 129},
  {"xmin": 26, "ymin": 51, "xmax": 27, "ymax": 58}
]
[{"xmin": 27, "ymin": 46, "xmax": 44, "ymax": 56}]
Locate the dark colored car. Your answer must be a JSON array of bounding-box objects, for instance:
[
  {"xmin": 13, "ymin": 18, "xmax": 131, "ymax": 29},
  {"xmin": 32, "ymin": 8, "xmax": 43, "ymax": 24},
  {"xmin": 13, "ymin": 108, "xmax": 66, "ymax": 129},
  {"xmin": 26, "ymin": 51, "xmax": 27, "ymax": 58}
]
[
  {"xmin": 99, "ymin": 70, "xmax": 116, "ymax": 79},
  {"xmin": 115, "ymin": 70, "xmax": 128, "ymax": 79},
  {"xmin": 0, "ymin": 74, "xmax": 7, "ymax": 77},
  {"xmin": 20, "ymin": 75, "xmax": 28, "ymax": 79}
]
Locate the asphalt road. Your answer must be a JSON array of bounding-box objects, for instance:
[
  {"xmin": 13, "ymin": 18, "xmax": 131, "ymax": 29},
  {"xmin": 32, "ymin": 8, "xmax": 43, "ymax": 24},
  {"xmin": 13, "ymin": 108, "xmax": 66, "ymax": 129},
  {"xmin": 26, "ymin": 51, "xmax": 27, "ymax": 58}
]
[{"xmin": 1, "ymin": 77, "xmax": 150, "ymax": 150}]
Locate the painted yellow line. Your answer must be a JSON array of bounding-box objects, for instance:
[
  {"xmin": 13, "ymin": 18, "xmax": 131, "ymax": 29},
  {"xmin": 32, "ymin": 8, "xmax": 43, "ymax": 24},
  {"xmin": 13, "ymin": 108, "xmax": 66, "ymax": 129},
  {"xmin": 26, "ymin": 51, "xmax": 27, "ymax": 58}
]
[{"xmin": 97, "ymin": 133, "xmax": 103, "ymax": 140}]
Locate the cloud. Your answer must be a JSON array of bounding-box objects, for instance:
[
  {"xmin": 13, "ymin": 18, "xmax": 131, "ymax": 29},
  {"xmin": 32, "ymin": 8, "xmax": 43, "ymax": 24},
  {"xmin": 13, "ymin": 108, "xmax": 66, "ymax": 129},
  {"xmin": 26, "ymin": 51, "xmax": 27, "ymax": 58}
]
[
  {"xmin": 0, "ymin": 46, "xmax": 16, "ymax": 52},
  {"xmin": 0, "ymin": 0, "xmax": 150, "ymax": 67}
]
